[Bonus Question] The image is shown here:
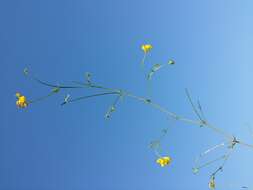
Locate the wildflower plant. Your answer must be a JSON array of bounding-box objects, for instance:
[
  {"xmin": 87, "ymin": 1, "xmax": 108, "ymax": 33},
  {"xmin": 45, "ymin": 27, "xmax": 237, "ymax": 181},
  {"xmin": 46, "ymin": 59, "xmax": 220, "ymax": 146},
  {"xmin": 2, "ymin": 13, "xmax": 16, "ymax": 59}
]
[{"xmin": 16, "ymin": 44, "xmax": 253, "ymax": 189}]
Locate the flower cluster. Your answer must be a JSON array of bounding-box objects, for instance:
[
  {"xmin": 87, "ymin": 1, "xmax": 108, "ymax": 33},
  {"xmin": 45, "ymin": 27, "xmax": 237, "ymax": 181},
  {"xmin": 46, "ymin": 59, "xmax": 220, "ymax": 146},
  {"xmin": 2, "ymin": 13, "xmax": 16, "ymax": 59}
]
[
  {"xmin": 156, "ymin": 156, "xmax": 171, "ymax": 167},
  {"xmin": 16, "ymin": 92, "xmax": 28, "ymax": 108}
]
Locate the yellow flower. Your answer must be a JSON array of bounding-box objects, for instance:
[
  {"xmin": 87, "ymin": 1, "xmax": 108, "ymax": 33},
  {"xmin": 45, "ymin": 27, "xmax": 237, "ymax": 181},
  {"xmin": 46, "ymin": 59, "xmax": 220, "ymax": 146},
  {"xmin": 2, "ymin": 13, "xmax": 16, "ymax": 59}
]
[
  {"xmin": 156, "ymin": 156, "xmax": 171, "ymax": 167},
  {"xmin": 141, "ymin": 44, "xmax": 153, "ymax": 53},
  {"xmin": 16, "ymin": 93, "xmax": 28, "ymax": 108},
  {"xmin": 209, "ymin": 176, "xmax": 215, "ymax": 189}
]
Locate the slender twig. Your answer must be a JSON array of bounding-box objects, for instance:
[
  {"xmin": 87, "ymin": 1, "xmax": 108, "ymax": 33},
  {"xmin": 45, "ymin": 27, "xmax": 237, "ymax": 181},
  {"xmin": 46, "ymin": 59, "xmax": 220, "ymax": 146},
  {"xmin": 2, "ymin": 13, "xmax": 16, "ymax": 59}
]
[
  {"xmin": 197, "ymin": 100, "xmax": 207, "ymax": 121},
  {"xmin": 185, "ymin": 88, "xmax": 203, "ymax": 122},
  {"xmin": 211, "ymin": 147, "xmax": 235, "ymax": 177},
  {"xmin": 28, "ymin": 74, "xmax": 83, "ymax": 89},
  {"xmin": 141, "ymin": 53, "xmax": 147, "ymax": 65},
  {"xmin": 72, "ymin": 81, "xmax": 120, "ymax": 92},
  {"xmin": 29, "ymin": 91, "xmax": 56, "ymax": 104},
  {"xmin": 238, "ymin": 141, "xmax": 253, "ymax": 149},
  {"xmin": 196, "ymin": 155, "xmax": 227, "ymax": 170},
  {"xmin": 194, "ymin": 142, "xmax": 229, "ymax": 172},
  {"xmin": 62, "ymin": 92, "xmax": 120, "ymax": 105},
  {"xmin": 200, "ymin": 142, "xmax": 227, "ymax": 157}
]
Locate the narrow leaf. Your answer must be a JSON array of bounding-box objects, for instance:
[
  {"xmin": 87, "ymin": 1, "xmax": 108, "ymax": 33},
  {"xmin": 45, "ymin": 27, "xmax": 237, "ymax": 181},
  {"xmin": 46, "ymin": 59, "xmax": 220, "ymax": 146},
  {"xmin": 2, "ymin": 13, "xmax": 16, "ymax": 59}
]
[{"xmin": 147, "ymin": 64, "xmax": 162, "ymax": 80}]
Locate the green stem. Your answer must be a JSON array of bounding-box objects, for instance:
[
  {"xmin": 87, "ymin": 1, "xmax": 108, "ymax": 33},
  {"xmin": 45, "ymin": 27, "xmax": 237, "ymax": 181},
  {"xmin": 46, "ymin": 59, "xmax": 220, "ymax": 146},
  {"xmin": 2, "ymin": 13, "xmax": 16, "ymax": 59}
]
[
  {"xmin": 196, "ymin": 155, "xmax": 227, "ymax": 170},
  {"xmin": 72, "ymin": 81, "xmax": 120, "ymax": 93},
  {"xmin": 124, "ymin": 92, "xmax": 234, "ymax": 140},
  {"xmin": 211, "ymin": 148, "xmax": 234, "ymax": 177},
  {"xmin": 26, "ymin": 72, "xmax": 253, "ymax": 143},
  {"xmin": 26, "ymin": 73, "xmax": 84, "ymax": 89},
  {"xmin": 64, "ymin": 92, "xmax": 120, "ymax": 104},
  {"xmin": 28, "ymin": 91, "xmax": 56, "ymax": 104}
]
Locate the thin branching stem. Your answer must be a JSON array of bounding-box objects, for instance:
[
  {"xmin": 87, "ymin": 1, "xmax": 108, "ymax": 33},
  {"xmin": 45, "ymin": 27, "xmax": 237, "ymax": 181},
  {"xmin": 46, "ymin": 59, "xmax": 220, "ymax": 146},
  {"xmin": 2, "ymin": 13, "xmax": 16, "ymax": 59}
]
[
  {"xmin": 125, "ymin": 92, "xmax": 234, "ymax": 140},
  {"xmin": 197, "ymin": 100, "xmax": 207, "ymax": 121},
  {"xmin": 26, "ymin": 72, "xmax": 85, "ymax": 89},
  {"xmin": 238, "ymin": 141, "xmax": 253, "ymax": 149},
  {"xmin": 29, "ymin": 91, "xmax": 56, "ymax": 104},
  {"xmin": 197, "ymin": 155, "xmax": 227, "ymax": 170},
  {"xmin": 194, "ymin": 141, "xmax": 233, "ymax": 174},
  {"xmin": 64, "ymin": 92, "xmax": 120, "ymax": 104},
  {"xmin": 72, "ymin": 81, "xmax": 120, "ymax": 92},
  {"xmin": 185, "ymin": 88, "xmax": 203, "ymax": 122},
  {"xmin": 211, "ymin": 148, "xmax": 235, "ymax": 177},
  {"xmin": 26, "ymin": 71, "xmax": 253, "ymax": 147}
]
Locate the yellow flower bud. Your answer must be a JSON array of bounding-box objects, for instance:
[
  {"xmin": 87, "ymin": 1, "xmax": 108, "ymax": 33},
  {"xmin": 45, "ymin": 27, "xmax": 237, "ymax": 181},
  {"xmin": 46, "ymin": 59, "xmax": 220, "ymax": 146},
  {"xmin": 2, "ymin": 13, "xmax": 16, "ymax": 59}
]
[
  {"xmin": 209, "ymin": 176, "xmax": 215, "ymax": 189},
  {"xmin": 16, "ymin": 92, "xmax": 21, "ymax": 98}
]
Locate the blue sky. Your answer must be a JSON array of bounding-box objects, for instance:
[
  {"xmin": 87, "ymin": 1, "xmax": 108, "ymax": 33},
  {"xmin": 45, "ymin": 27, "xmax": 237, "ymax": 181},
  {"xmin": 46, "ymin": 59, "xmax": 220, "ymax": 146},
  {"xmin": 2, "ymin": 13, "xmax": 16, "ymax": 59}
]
[{"xmin": 1, "ymin": 0, "xmax": 253, "ymax": 189}]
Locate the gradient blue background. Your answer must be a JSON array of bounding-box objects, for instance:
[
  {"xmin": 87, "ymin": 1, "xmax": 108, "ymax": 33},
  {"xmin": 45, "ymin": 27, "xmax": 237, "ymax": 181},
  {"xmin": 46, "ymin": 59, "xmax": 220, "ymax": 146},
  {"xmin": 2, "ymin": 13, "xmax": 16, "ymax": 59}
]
[{"xmin": 1, "ymin": 0, "xmax": 253, "ymax": 189}]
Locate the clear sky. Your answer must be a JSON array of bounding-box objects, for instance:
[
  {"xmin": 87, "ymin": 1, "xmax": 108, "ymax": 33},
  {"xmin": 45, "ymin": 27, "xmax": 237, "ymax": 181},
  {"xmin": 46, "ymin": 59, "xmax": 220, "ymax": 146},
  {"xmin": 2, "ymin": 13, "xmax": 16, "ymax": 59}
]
[{"xmin": 1, "ymin": 0, "xmax": 253, "ymax": 189}]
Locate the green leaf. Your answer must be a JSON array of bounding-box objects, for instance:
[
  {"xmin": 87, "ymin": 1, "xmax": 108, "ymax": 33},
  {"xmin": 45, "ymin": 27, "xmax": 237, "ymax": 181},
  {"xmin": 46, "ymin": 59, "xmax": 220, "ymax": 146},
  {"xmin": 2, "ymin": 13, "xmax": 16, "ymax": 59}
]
[
  {"xmin": 85, "ymin": 72, "xmax": 92, "ymax": 83},
  {"xmin": 52, "ymin": 87, "xmax": 60, "ymax": 93},
  {"xmin": 23, "ymin": 68, "xmax": 29, "ymax": 75},
  {"xmin": 168, "ymin": 60, "xmax": 175, "ymax": 65},
  {"xmin": 147, "ymin": 71, "xmax": 155, "ymax": 80},
  {"xmin": 192, "ymin": 167, "xmax": 199, "ymax": 174},
  {"xmin": 147, "ymin": 64, "xmax": 162, "ymax": 80},
  {"xmin": 144, "ymin": 99, "xmax": 152, "ymax": 104},
  {"xmin": 152, "ymin": 64, "xmax": 162, "ymax": 71}
]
